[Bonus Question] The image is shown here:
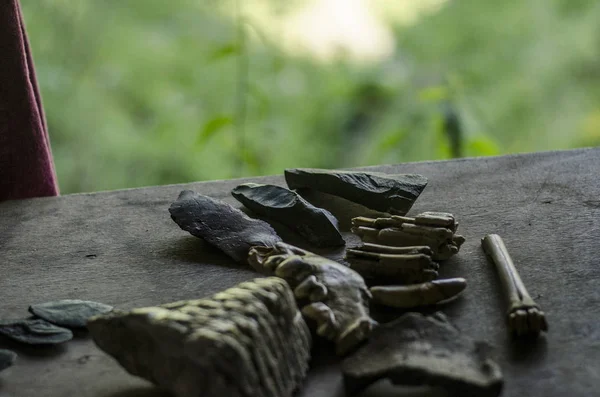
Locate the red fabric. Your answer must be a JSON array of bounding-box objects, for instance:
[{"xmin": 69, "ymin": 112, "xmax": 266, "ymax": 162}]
[{"xmin": 0, "ymin": 0, "xmax": 59, "ymax": 201}]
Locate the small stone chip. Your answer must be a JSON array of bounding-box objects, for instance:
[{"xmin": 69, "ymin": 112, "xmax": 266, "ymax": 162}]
[
  {"xmin": 0, "ymin": 349, "xmax": 17, "ymax": 372},
  {"xmin": 0, "ymin": 318, "xmax": 73, "ymax": 345},
  {"xmin": 29, "ymin": 299, "xmax": 113, "ymax": 328}
]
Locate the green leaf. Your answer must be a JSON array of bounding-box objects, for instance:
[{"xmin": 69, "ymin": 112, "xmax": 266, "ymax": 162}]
[
  {"xmin": 209, "ymin": 43, "xmax": 240, "ymax": 61},
  {"xmin": 378, "ymin": 129, "xmax": 406, "ymax": 152},
  {"xmin": 418, "ymin": 85, "xmax": 449, "ymax": 103},
  {"xmin": 466, "ymin": 136, "xmax": 501, "ymax": 156},
  {"xmin": 197, "ymin": 115, "xmax": 232, "ymax": 145}
]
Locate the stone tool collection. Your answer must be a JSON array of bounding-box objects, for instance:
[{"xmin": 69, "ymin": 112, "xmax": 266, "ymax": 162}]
[{"xmin": 0, "ymin": 167, "xmax": 548, "ymax": 397}]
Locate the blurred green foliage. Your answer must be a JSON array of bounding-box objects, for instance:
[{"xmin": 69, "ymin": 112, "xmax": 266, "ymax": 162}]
[{"xmin": 21, "ymin": 0, "xmax": 600, "ymax": 194}]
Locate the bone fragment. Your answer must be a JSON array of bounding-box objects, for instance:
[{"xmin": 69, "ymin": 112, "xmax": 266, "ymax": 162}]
[
  {"xmin": 249, "ymin": 242, "xmax": 376, "ymax": 356},
  {"xmin": 351, "ymin": 212, "xmax": 464, "ymax": 261},
  {"xmin": 370, "ymin": 278, "xmax": 467, "ymax": 309},
  {"xmin": 481, "ymin": 234, "xmax": 548, "ymax": 337},
  {"xmin": 345, "ymin": 245, "xmax": 438, "ymax": 284}
]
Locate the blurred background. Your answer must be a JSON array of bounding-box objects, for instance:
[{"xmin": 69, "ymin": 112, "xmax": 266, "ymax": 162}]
[{"xmin": 21, "ymin": 0, "xmax": 600, "ymax": 194}]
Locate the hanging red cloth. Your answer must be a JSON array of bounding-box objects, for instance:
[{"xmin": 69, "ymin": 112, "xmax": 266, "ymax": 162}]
[{"xmin": 0, "ymin": 0, "xmax": 59, "ymax": 201}]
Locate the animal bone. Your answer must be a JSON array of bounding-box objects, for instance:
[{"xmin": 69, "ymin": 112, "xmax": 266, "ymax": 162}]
[
  {"xmin": 248, "ymin": 242, "xmax": 376, "ymax": 356},
  {"xmin": 345, "ymin": 243, "xmax": 439, "ymax": 284},
  {"xmin": 88, "ymin": 277, "xmax": 311, "ymax": 397},
  {"xmin": 481, "ymin": 234, "xmax": 548, "ymax": 337},
  {"xmin": 370, "ymin": 278, "xmax": 467, "ymax": 309},
  {"xmin": 351, "ymin": 212, "xmax": 465, "ymax": 261}
]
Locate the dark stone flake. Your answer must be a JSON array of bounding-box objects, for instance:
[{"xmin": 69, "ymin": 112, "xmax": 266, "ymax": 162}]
[
  {"xmin": 0, "ymin": 318, "xmax": 73, "ymax": 345},
  {"xmin": 342, "ymin": 312, "xmax": 503, "ymax": 397},
  {"xmin": 285, "ymin": 168, "xmax": 427, "ymax": 215},
  {"xmin": 29, "ymin": 299, "xmax": 114, "ymax": 328},
  {"xmin": 231, "ymin": 183, "xmax": 344, "ymax": 247},
  {"xmin": 169, "ymin": 190, "xmax": 282, "ymax": 263}
]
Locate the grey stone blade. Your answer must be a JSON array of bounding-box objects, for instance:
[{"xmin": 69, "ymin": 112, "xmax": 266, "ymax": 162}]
[
  {"xmin": 169, "ymin": 190, "xmax": 282, "ymax": 263},
  {"xmin": 284, "ymin": 168, "xmax": 427, "ymax": 215},
  {"xmin": 231, "ymin": 183, "xmax": 345, "ymax": 247},
  {"xmin": 0, "ymin": 319, "xmax": 73, "ymax": 345},
  {"xmin": 0, "ymin": 349, "xmax": 17, "ymax": 372},
  {"xmin": 342, "ymin": 312, "xmax": 503, "ymax": 397},
  {"xmin": 29, "ymin": 299, "xmax": 113, "ymax": 328}
]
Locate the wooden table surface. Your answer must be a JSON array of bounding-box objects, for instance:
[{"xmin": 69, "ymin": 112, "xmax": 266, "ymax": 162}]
[{"xmin": 1, "ymin": 148, "xmax": 599, "ymax": 397}]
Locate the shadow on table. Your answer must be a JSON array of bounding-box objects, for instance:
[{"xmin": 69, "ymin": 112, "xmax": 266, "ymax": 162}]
[
  {"xmin": 507, "ymin": 335, "xmax": 548, "ymax": 363},
  {"xmin": 157, "ymin": 236, "xmax": 245, "ymax": 270},
  {"xmin": 0, "ymin": 335, "xmax": 68, "ymax": 359},
  {"xmin": 358, "ymin": 380, "xmax": 448, "ymax": 397},
  {"xmin": 103, "ymin": 386, "xmax": 170, "ymax": 397}
]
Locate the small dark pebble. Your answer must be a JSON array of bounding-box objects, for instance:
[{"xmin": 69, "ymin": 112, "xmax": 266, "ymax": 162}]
[
  {"xmin": 0, "ymin": 349, "xmax": 17, "ymax": 372},
  {"xmin": 0, "ymin": 318, "xmax": 73, "ymax": 345},
  {"xmin": 29, "ymin": 299, "xmax": 114, "ymax": 328}
]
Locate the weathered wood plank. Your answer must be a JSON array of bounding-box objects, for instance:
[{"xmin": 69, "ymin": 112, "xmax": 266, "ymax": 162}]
[{"xmin": 1, "ymin": 148, "xmax": 600, "ymax": 397}]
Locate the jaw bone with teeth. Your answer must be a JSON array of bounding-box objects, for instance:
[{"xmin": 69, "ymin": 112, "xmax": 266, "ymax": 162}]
[{"xmin": 248, "ymin": 242, "xmax": 376, "ymax": 356}]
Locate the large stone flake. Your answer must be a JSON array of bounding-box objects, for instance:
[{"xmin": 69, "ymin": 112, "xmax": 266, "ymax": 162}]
[
  {"xmin": 169, "ymin": 190, "xmax": 282, "ymax": 263},
  {"xmin": 342, "ymin": 312, "xmax": 503, "ymax": 397},
  {"xmin": 88, "ymin": 277, "xmax": 311, "ymax": 397},
  {"xmin": 284, "ymin": 168, "xmax": 428, "ymax": 215}
]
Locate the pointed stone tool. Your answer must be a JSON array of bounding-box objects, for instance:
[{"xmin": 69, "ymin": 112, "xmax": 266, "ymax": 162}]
[
  {"xmin": 284, "ymin": 168, "xmax": 427, "ymax": 215},
  {"xmin": 231, "ymin": 183, "xmax": 344, "ymax": 247}
]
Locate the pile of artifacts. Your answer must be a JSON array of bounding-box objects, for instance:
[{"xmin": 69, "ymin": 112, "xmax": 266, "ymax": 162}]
[{"xmin": 79, "ymin": 168, "xmax": 547, "ymax": 397}]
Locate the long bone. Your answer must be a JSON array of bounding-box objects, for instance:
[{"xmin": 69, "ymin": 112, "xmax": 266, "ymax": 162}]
[
  {"xmin": 481, "ymin": 234, "xmax": 548, "ymax": 337},
  {"xmin": 345, "ymin": 244, "xmax": 439, "ymax": 284},
  {"xmin": 370, "ymin": 278, "xmax": 467, "ymax": 309}
]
